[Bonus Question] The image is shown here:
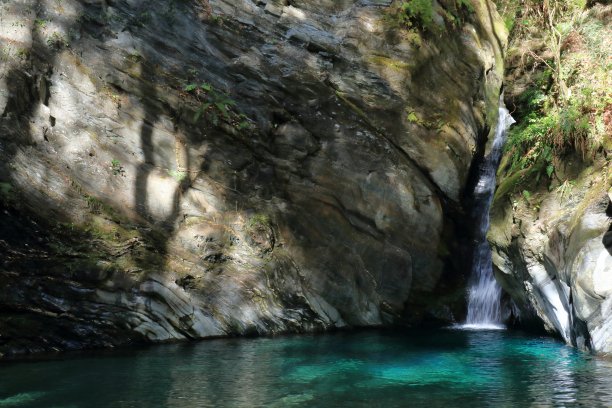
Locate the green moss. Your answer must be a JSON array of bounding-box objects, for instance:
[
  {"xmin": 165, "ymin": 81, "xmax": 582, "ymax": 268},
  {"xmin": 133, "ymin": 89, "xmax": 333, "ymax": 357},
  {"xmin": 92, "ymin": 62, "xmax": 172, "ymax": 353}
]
[
  {"xmin": 69, "ymin": 179, "xmax": 127, "ymax": 226},
  {"xmin": 183, "ymin": 215, "xmax": 209, "ymax": 227},
  {"xmin": 85, "ymin": 215, "xmax": 139, "ymax": 242},
  {"xmin": 246, "ymin": 214, "xmax": 271, "ymax": 231},
  {"xmin": 334, "ymin": 91, "xmax": 376, "ymax": 127},
  {"xmin": 0, "ymin": 182, "xmax": 13, "ymax": 200},
  {"xmin": 494, "ymin": 165, "xmax": 539, "ymax": 203},
  {"xmin": 168, "ymin": 169, "xmax": 188, "ymax": 182},
  {"xmin": 406, "ymin": 108, "xmax": 445, "ymax": 130},
  {"xmin": 567, "ymin": 169, "xmax": 611, "ymax": 233},
  {"xmin": 369, "ymin": 55, "xmax": 411, "ymax": 71},
  {"xmin": 34, "ymin": 18, "xmax": 49, "ymax": 29}
]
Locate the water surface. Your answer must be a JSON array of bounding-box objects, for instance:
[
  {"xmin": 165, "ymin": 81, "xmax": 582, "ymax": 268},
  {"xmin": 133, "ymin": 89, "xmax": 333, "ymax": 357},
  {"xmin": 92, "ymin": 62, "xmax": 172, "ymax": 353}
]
[{"xmin": 1, "ymin": 329, "xmax": 611, "ymax": 407}]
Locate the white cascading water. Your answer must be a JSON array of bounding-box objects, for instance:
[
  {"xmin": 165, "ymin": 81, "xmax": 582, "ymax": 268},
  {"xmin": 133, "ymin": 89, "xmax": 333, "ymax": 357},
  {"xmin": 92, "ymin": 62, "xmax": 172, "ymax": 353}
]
[{"xmin": 462, "ymin": 99, "xmax": 515, "ymax": 330}]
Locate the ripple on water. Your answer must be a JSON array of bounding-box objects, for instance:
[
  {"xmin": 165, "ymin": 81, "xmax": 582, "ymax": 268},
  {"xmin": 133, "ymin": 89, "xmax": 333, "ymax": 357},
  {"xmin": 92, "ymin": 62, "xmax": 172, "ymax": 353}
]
[
  {"xmin": 0, "ymin": 329, "xmax": 611, "ymax": 407},
  {"xmin": 0, "ymin": 392, "xmax": 45, "ymax": 407},
  {"xmin": 364, "ymin": 356, "xmax": 490, "ymax": 388},
  {"xmin": 288, "ymin": 359, "xmax": 364, "ymax": 382}
]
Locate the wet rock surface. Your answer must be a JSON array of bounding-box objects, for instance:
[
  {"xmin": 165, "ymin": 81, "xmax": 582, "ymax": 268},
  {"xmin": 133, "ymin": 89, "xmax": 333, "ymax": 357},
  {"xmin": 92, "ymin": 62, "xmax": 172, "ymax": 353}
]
[{"xmin": 0, "ymin": 0, "xmax": 505, "ymax": 357}]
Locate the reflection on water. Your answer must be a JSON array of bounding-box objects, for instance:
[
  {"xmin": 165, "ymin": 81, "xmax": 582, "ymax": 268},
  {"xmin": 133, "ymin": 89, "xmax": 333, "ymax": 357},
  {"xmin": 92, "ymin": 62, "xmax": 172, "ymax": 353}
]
[{"xmin": 1, "ymin": 329, "xmax": 611, "ymax": 407}]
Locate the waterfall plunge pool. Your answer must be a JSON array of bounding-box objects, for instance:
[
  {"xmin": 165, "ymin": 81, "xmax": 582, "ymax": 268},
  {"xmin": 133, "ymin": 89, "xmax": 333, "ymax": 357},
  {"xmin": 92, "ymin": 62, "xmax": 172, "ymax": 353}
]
[{"xmin": 1, "ymin": 328, "xmax": 611, "ymax": 407}]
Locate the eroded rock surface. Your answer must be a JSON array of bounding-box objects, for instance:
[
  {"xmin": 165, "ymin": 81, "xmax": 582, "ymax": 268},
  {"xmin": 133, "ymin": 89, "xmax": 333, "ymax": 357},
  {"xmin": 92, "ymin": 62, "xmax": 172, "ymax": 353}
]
[
  {"xmin": 0, "ymin": 0, "xmax": 506, "ymax": 357},
  {"xmin": 490, "ymin": 158, "xmax": 612, "ymax": 354}
]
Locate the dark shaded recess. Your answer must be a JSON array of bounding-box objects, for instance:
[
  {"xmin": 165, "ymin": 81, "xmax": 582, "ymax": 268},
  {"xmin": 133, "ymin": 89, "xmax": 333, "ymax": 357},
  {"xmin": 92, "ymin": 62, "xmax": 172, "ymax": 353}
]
[
  {"xmin": 604, "ymin": 198, "xmax": 612, "ymax": 255},
  {"xmin": 569, "ymin": 290, "xmax": 594, "ymax": 351},
  {"xmin": 587, "ymin": 0, "xmax": 612, "ymax": 6},
  {"xmin": 458, "ymin": 107, "xmax": 490, "ymax": 273},
  {"xmin": 0, "ymin": 202, "xmax": 150, "ymax": 358},
  {"xmin": 501, "ymin": 293, "xmax": 549, "ymax": 336}
]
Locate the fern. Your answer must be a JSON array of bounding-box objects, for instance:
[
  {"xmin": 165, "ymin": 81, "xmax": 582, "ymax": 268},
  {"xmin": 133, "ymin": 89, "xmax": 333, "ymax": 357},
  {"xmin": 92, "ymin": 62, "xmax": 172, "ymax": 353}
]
[{"xmin": 401, "ymin": 0, "xmax": 434, "ymax": 29}]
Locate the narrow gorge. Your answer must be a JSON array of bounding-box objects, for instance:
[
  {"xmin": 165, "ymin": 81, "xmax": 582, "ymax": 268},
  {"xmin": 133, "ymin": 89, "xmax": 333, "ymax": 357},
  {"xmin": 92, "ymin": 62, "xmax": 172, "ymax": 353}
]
[
  {"xmin": 0, "ymin": 0, "xmax": 611, "ymax": 404},
  {"xmin": 1, "ymin": 0, "xmax": 507, "ymax": 357}
]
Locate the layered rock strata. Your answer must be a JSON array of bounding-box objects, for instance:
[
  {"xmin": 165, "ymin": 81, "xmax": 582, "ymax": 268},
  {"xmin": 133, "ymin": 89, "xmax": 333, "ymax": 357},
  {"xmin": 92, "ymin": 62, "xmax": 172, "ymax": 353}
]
[{"xmin": 0, "ymin": 0, "xmax": 506, "ymax": 357}]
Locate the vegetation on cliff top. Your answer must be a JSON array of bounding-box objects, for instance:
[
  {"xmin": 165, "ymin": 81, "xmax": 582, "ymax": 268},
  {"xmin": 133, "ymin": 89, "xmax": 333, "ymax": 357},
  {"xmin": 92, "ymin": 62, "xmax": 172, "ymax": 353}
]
[
  {"xmin": 494, "ymin": 0, "xmax": 611, "ymax": 199},
  {"xmin": 395, "ymin": 0, "xmax": 474, "ymax": 30},
  {"xmin": 385, "ymin": 0, "xmax": 476, "ymax": 45}
]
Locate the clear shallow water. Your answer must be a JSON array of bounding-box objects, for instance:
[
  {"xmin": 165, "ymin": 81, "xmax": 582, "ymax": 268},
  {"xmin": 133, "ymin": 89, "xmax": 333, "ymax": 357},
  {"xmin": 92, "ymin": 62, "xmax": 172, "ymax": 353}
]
[{"xmin": 1, "ymin": 329, "xmax": 612, "ymax": 408}]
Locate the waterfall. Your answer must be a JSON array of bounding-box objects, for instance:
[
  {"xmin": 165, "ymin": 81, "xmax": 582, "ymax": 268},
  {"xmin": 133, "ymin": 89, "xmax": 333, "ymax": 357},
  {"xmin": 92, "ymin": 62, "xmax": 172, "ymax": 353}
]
[{"xmin": 462, "ymin": 100, "xmax": 515, "ymax": 330}]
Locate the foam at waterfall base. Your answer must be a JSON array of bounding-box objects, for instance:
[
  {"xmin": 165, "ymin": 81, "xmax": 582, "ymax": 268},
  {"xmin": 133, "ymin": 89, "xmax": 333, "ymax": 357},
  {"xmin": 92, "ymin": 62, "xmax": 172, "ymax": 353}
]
[{"xmin": 449, "ymin": 323, "xmax": 506, "ymax": 331}]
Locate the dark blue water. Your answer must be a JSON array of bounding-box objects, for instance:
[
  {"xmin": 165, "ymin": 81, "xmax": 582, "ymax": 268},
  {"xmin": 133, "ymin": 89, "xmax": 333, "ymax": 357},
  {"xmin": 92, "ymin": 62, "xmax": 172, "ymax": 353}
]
[{"xmin": 1, "ymin": 329, "xmax": 611, "ymax": 407}]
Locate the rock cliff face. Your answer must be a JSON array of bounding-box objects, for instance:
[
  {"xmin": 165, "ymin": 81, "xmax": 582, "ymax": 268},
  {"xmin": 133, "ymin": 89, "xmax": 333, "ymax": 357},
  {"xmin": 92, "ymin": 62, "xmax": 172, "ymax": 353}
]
[
  {"xmin": 0, "ymin": 0, "xmax": 506, "ymax": 357},
  {"xmin": 490, "ymin": 159, "xmax": 611, "ymax": 353}
]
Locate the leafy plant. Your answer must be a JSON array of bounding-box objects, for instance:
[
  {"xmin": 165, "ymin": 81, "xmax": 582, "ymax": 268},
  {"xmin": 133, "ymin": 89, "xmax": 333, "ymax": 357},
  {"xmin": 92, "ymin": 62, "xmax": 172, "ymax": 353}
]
[
  {"xmin": 556, "ymin": 180, "xmax": 575, "ymax": 199},
  {"xmin": 522, "ymin": 190, "xmax": 531, "ymax": 201},
  {"xmin": 86, "ymin": 196, "xmax": 103, "ymax": 214},
  {"xmin": 168, "ymin": 169, "xmax": 187, "ymax": 182},
  {"xmin": 401, "ymin": 0, "xmax": 435, "ymax": 30},
  {"xmin": 47, "ymin": 32, "xmax": 69, "ymax": 49},
  {"xmin": 209, "ymin": 15, "xmax": 226, "ymax": 25},
  {"xmin": 407, "ymin": 110, "xmax": 420, "ymax": 124},
  {"xmin": 393, "ymin": 0, "xmax": 473, "ymax": 32},
  {"xmin": 34, "ymin": 18, "xmax": 49, "ymax": 29},
  {"xmin": 110, "ymin": 159, "xmax": 125, "ymax": 176},
  {"xmin": 456, "ymin": 0, "xmax": 473, "ymax": 12},
  {"xmin": 183, "ymin": 82, "xmax": 237, "ymax": 125}
]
